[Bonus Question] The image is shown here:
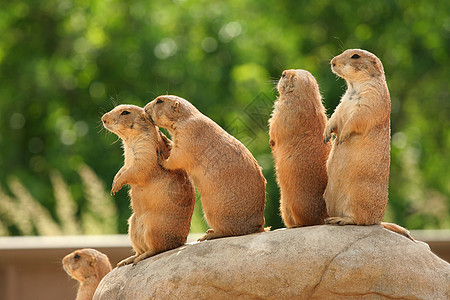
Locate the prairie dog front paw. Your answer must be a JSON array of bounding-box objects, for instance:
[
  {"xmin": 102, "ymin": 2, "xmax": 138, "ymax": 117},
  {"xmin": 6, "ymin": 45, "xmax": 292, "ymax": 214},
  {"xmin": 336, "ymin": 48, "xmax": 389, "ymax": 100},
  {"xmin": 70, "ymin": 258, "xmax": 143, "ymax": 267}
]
[{"xmin": 323, "ymin": 122, "xmax": 336, "ymax": 144}]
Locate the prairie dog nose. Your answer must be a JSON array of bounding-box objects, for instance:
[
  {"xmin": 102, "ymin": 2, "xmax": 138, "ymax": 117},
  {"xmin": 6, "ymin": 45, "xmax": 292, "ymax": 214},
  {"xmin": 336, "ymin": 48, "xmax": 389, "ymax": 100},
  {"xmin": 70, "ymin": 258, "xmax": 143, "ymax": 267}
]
[{"xmin": 331, "ymin": 58, "xmax": 336, "ymax": 67}]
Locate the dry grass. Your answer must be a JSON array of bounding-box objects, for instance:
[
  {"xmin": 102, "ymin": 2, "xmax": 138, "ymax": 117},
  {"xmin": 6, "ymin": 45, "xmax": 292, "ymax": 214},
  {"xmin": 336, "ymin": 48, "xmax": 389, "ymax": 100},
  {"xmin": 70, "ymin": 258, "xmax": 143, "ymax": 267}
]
[{"xmin": 0, "ymin": 164, "xmax": 118, "ymax": 235}]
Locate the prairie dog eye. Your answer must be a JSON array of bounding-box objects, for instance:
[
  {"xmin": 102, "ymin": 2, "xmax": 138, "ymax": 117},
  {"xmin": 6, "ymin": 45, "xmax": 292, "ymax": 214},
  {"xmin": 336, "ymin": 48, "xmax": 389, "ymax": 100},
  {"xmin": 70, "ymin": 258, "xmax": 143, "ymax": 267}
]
[
  {"xmin": 156, "ymin": 98, "xmax": 164, "ymax": 104},
  {"xmin": 281, "ymin": 72, "xmax": 286, "ymax": 78},
  {"xmin": 351, "ymin": 54, "xmax": 361, "ymax": 59},
  {"xmin": 121, "ymin": 110, "xmax": 130, "ymax": 116},
  {"xmin": 74, "ymin": 254, "xmax": 80, "ymax": 259}
]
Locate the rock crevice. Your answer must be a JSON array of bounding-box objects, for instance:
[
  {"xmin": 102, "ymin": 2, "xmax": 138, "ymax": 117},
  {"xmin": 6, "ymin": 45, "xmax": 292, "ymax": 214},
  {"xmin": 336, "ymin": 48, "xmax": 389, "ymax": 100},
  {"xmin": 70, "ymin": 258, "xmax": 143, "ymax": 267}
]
[{"xmin": 309, "ymin": 231, "xmax": 374, "ymax": 298}]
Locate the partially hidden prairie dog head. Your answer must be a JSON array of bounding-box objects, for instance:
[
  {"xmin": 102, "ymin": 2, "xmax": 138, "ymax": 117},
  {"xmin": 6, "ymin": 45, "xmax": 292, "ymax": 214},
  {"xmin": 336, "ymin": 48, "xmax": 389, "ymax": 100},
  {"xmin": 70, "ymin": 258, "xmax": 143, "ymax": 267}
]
[
  {"xmin": 102, "ymin": 104, "xmax": 172, "ymax": 159},
  {"xmin": 101, "ymin": 104, "xmax": 152, "ymax": 141},
  {"xmin": 331, "ymin": 49, "xmax": 385, "ymax": 82},
  {"xmin": 144, "ymin": 95, "xmax": 198, "ymax": 129},
  {"xmin": 62, "ymin": 248, "xmax": 112, "ymax": 283},
  {"xmin": 277, "ymin": 69, "xmax": 321, "ymax": 100}
]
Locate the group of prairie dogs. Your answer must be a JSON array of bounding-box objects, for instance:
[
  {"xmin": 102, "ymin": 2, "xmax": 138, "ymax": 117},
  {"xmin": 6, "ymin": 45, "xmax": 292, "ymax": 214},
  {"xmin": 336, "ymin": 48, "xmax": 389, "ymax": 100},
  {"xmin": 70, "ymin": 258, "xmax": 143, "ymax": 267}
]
[{"xmin": 100, "ymin": 48, "xmax": 412, "ymax": 268}]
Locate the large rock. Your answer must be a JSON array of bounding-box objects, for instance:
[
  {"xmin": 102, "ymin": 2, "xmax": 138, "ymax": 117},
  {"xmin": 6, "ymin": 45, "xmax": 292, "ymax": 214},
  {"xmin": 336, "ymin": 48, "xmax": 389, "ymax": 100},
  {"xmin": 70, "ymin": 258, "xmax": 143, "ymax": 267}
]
[{"xmin": 94, "ymin": 225, "xmax": 450, "ymax": 299}]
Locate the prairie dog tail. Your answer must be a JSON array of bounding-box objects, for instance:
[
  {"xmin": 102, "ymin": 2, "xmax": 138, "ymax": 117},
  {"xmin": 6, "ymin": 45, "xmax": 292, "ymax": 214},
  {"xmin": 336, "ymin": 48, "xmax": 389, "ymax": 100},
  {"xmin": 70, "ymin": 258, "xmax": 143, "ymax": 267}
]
[{"xmin": 381, "ymin": 222, "xmax": 414, "ymax": 241}]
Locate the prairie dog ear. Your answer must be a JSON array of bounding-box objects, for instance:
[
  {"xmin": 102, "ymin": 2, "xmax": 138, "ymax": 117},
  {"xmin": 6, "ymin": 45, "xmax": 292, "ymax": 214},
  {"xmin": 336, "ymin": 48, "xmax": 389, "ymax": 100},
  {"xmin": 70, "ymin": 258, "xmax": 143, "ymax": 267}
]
[
  {"xmin": 172, "ymin": 101, "xmax": 180, "ymax": 113},
  {"xmin": 89, "ymin": 254, "xmax": 98, "ymax": 267},
  {"xmin": 139, "ymin": 111, "xmax": 147, "ymax": 122},
  {"xmin": 371, "ymin": 58, "xmax": 384, "ymax": 74}
]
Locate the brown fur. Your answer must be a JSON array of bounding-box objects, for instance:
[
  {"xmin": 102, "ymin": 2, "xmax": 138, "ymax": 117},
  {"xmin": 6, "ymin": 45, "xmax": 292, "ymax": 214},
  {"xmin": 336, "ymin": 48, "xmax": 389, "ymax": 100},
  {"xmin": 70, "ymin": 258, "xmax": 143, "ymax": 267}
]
[
  {"xmin": 144, "ymin": 95, "xmax": 267, "ymax": 241},
  {"xmin": 269, "ymin": 69, "xmax": 330, "ymax": 227},
  {"xmin": 102, "ymin": 105, "xmax": 195, "ymax": 266},
  {"xmin": 323, "ymin": 49, "xmax": 412, "ymax": 240},
  {"xmin": 62, "ymin": 248, "xmax": 112, "ymax": 300}
]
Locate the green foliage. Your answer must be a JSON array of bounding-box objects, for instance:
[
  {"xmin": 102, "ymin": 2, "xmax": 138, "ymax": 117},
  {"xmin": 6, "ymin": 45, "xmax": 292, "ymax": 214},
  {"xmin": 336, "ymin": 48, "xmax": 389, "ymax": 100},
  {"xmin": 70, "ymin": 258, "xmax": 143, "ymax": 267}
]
[{"xmin": 0, "ymin": 0, "xmax": 449, "ymax": 235}]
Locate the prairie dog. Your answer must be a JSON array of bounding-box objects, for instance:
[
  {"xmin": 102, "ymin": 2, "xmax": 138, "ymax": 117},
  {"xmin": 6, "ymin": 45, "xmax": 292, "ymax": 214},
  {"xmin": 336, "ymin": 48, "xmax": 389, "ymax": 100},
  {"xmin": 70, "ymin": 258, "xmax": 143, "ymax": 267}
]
[
  {"xmin": 144, "ymin": 95, "xmax": 267, "ymax": 241},
  {"xmin": 102, "ymin": 105, "xmax": 195, "ymax": 266},
  {"xmin": 269, "ymin": 69, "xmax": 330, "ymax": 227},
  {"xmin": 323, "ymin": 49, "xmax": 412, "ymax": 239},
  {"xmin": 62, "ymin": 248, "xmax": 111, "ymax": 300}
]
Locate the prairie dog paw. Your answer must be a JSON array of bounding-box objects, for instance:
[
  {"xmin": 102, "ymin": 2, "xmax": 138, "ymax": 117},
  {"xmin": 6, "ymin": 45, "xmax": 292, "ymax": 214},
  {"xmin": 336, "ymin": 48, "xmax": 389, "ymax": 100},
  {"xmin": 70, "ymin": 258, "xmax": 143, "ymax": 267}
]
[
  {"xmin": 197, "ymin": 229, "xmax": 227, "ymax": 241},
  {"xmin": 323, "ymin": 123, "xmax": 336, "ymax": 144},
  {"xmin": 324, "ymin": 217, "xmax": 356, "ymax": 225},
  {"xmin": 111, "ymin": 177, "xmax": 126, "ymax": 195},
  {"xmin": 337, "ymin": 129, "xmax": 352, "ymax": 144},
  {"xmin": 117, "ymin": 255, "xmax": 137, "ymax": 267}
]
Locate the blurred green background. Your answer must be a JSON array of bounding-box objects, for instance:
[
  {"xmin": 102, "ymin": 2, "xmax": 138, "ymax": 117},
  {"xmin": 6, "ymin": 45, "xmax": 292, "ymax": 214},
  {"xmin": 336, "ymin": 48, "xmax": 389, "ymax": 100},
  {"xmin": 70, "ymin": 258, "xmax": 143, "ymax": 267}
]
[{"xmin": 0, "ymin": 0, "xmax": 449, "ymax": 236}]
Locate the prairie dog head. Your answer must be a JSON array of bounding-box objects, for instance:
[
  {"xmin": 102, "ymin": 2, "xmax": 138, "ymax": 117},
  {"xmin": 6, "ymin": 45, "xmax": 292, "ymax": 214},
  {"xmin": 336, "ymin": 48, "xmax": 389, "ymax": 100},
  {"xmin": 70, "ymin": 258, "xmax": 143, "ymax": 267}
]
[
  {"xmin": 102, "ymin": 105, "xmax": 153, "ymax": 140},
  {"xmin": 102, "ymin": 104, "xmax": 172, "ymax": 160},
  {"xmin": 331, "ymin": 49, "xmax": 385, "ymax": 83},
  {"xmin": 277, "ymin": 69, "xmax": 321, "ymax": 100},
  {"xmin": 144, "ymin": 95, "xmax": 197, "ymax": 130},
  {"xmin": 62, "ymin": 248, "xmax": 111, "ymax": 283}
]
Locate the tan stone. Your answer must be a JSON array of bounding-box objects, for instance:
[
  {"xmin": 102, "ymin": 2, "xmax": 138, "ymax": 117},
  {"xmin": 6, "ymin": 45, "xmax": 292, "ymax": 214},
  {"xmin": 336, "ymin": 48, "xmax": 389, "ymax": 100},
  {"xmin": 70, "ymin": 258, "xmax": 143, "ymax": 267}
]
[{"xmin": 94, "ymin": 225, "xmax": 450, "ymax": 299}]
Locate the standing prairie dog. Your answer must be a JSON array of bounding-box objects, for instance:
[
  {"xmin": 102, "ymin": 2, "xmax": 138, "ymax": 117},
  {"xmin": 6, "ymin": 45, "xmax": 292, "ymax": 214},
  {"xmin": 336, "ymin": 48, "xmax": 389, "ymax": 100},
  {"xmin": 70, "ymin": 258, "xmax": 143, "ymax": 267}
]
[
  {"xmin": 269, "ymin": 69, "xmax": 330, "ymax": 227},
  {"xmin": 62, "ymin": 248, "xmax": 112, "ymax": 300},
  {"xmin": 102, "ymin": 105, "xmax": 195, "ymax": 266},
  {"xmin": 144, "ymin": 95, "xmax": 267, "ymax": 241},
  {"xmin": 323, "ymin": 49, "xmax": 412, "ymax": 239}
]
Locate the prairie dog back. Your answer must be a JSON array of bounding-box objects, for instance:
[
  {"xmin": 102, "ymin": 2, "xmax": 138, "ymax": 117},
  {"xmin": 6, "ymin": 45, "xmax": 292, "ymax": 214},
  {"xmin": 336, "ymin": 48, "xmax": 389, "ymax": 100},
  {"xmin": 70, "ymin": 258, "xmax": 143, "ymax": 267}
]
[
  {"xmin": 269, "ymin": 69, "xmax": 330, "ymax": 227},
  {"xmin": 145, "ymin": 95, "xmax": 267, "ymax": 241}
]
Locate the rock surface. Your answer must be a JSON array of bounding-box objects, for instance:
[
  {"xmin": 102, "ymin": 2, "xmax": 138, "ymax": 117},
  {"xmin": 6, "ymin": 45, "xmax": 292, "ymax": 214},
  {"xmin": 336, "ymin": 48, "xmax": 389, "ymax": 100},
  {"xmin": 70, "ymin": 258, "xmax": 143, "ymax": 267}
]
[{"xmin": 94, "ymin": 225, "xmax": 450, "ymax": 299}]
